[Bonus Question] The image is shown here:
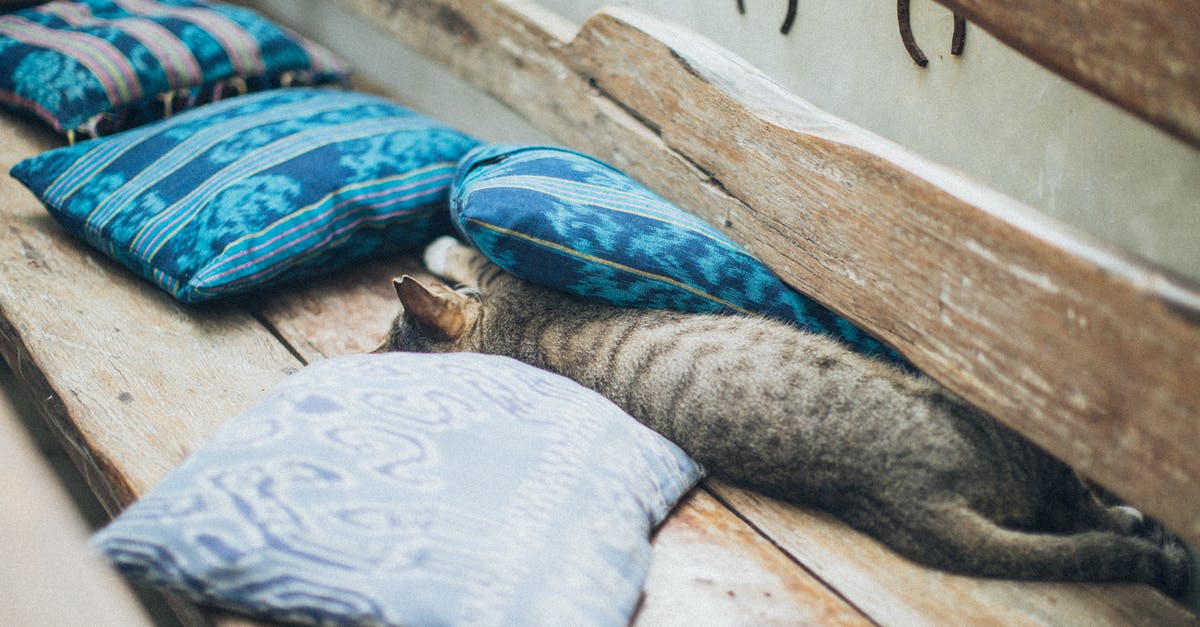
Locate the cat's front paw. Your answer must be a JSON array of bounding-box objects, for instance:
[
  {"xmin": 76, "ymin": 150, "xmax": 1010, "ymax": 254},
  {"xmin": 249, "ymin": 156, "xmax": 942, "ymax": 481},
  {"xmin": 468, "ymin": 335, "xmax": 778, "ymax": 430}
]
[
  {"xmin": 423, "ymin": 236, "xmax": 459, "ymax": 275},
  {"xmin": 1160, "ymin": 538, "xmax": 1191, "ymax": 599},
  {"xmin": 1110, "ymin": 504, "xmax": 1145, "ymax": 535}
]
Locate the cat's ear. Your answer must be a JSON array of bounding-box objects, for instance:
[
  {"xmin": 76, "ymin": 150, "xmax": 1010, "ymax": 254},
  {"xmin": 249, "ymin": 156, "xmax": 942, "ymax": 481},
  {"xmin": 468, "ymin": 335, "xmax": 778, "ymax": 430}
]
[{"xmin": 393, "ymin": 275, "xmax": 466, "ymax": 339}]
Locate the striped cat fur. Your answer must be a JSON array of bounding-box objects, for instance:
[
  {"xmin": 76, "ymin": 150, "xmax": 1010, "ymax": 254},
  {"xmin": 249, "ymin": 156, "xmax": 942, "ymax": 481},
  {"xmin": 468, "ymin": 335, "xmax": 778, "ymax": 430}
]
[{"xmin": 379, "ymin": 236, "xmax": 1188, "ymax": 595}]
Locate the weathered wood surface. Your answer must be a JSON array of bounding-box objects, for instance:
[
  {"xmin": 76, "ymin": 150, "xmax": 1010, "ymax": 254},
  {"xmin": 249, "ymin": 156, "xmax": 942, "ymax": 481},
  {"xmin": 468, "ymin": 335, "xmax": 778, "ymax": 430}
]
[
  {"xmin": 252, "ymin": 255, "xmax": 423, "ymax": 361},
  {"xmin": 931, "ymin": 0, "xmax": 1200, "ymax": 149},
  {"xmin": 333, "ymin": 0, "xmax": 1200, "ymax": 550},
  {"xmin": 635, "ymin": 489, "xmax": 869, "ymax": 626},
  {"xmin": 0, "ymin": 121, "xmax": 300, "ymax": 513},
  {"xmin": 251, "ymin": 249, "xmax": 1195, "ymax": 625},
  {"xmin": 0, "ymin": 110, "xmax": 875, "ymax": 625},
  {"xmin": 252, "ymin": 255, "xmax": 876, "ymax": 626},
  {"xmin": 712, "ymin": 481, "xmax": 1199, "ymax": 626},
  {"xmin": 1, "ymin": 2, "xmax": 1197, "ymax": 624}
]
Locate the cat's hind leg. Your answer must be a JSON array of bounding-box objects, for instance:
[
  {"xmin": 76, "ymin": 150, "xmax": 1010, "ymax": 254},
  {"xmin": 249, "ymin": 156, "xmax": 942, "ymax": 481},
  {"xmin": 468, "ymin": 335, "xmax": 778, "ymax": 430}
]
[
  {"xmin": 865, "ymin": 502, "xmax": 1189, "ymax": 596},
  {"xmin": 1041, "ymin": 480, "xmax": 1145, "ymax": 535}
]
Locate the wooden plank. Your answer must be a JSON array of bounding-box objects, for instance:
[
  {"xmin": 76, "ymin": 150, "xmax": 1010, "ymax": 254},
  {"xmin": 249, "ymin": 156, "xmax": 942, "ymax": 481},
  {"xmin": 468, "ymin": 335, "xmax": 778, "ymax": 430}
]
[
  {"xmin": 0, "ymin": 94, "xmax": 862, "ymax": 626},
  {"xmin": 332, "ymin": 0, "xmax": 1200, "ymax": 550},
  {"xmin": 635, "ymin": 488, "xmax": 869, "ymax": 626},
  {"xmin": 931, "ymin": 0, "xmax": 1200, "ymax": 149},
  {"xmin": 253, "ymin": 251, "xmax": 871, "ymax": 626},
  {"xmin": 253, "ymin": 255, "xmax": 426, "ymax": 362},
  {"xmin": 0, "ymin": 112, "xmax": 307, "ymax": 625},
  {"xmin": 567, "ymin": 7, "xmax": 1200, "ymax": 548},
  {"xmin": 0, "ymin": 114, "xmax": 301, "ymax": 509},
  {"xmin": 711, "ymin": 481, "xmax": 1198, "ymax": 626},
  {"xmin": 0, "ymin": 31, "xmax": 864, "ymax": 626}
]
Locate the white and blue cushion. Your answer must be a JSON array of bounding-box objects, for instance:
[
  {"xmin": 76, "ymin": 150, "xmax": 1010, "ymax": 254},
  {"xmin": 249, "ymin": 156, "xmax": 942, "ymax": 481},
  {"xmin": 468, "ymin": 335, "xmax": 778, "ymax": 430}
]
[
  {"xmin": 90, "ymin": 352, "xmax": 703, "ymax": 626},
  {"xmin": 10, "ymin": 88, "xmax": 482, "ymax": 302}
]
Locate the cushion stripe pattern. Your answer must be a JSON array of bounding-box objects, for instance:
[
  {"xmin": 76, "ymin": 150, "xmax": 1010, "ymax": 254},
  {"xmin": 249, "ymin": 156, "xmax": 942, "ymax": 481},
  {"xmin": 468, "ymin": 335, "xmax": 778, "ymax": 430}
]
[
  {"xmin": 452, "ymin": 144, "xmax": 911, "ymax": 368},
  {"xmin": 11, "ymin": 88, "xmax": 482, "ymax": 302},
  {"xmin": 189, "ymin": 165, "xmax": 457, "ymax": 294},
  {"xmin": 47, "ymin": 3, "xmax": 206, "ymax": 88},
  {"xmin": 0, "ymin": 14, "xmax": 143, "ymax": 104},
  {"xmin": 0, "ymin": 0, "xmax": 348, "ymax": 137}
]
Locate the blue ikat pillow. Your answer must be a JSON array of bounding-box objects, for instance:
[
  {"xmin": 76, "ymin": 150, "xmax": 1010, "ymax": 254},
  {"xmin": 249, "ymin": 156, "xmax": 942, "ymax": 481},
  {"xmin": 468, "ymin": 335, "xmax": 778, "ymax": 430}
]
[
  {"xmin": 90, "ymin": 351, "xmax": 703, "ymax": 626},
  {"xmin": 10, "ymin": 88, "xmax": 482, "ymax": 302},
  {"xmin": 451, "ymin": 144, "xmax": 909, "ymax": 367},
  {"xmin": 0, "ymin": 0, "xmax": 348, "ymax": 139}
]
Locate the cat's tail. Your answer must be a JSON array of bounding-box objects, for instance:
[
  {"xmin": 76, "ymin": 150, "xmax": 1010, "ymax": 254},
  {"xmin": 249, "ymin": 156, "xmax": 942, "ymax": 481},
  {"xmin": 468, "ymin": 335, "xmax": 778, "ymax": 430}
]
[{"xmin": 858, "ymin": 502, "xmax": 1190, "ymax": 597}]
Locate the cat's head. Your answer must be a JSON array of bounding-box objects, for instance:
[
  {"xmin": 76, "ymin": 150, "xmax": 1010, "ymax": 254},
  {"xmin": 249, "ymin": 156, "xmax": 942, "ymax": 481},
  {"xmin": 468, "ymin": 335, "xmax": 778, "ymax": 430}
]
[{"xmin": 376, "ymin": 275, "xmax": 483, "ymax": 353}]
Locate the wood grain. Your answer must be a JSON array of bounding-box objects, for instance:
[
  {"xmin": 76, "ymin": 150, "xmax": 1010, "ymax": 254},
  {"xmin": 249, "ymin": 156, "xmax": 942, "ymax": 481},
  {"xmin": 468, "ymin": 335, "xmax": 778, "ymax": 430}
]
[
  {"xmin": 333, "ymin": 0, "xmax": 1200, "ymax": 550},
  {"xmin": 253, "ymin": 255, "xmax": 425, "ymax": 362},
  {"xmin": 0, "ymin": 116, "xmax": 301, "ymax": 511},
  {"xmin": 336, "ymin": 0, "xmax": 1200, "ymax": 552},
  {"xmin": 711, "ymin": 481, "xmax": 1199, "ymax": 626},
  {"xmin": 568, "ymin": 7, "xmax": 1200, "ymax": 548},
  {"xmin": 252, "ymin": 245, "xmax": 871, "ymax": 626},
  {"xmin": 635, "ymin": 488, "xmax": 869, "ymax": 626},
  {"xmin": 932, "ymin": 0, "xmax": 1200, "ymax": 148}
]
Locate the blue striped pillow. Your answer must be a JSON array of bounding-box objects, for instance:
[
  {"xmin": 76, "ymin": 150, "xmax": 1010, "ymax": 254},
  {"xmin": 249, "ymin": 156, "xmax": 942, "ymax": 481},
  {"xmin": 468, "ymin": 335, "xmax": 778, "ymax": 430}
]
[
  {"xmin": 11, "ymin": 88, "xmax": 482, "ymax": 302},
  {"xmin": 452, "ymin": 144, "xmax": 909, "ymax": 367},
  {"xmin": 0, "ymin": 0, "xmax": 348, "ymax": 140}
]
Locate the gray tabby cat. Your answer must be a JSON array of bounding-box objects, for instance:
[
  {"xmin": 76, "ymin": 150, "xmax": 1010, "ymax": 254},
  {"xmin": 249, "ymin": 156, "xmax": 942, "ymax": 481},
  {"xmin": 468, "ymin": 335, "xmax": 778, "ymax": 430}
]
[{"xmin": 378, "ymin": 236, "xmax": 1188, "ymax": 595}]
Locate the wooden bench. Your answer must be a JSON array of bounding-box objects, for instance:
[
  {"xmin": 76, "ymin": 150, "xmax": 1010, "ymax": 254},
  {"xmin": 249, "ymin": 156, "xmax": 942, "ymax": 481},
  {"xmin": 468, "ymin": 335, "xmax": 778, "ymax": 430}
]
[{"xmin": 1, "ymin": 0, "xmax": 1197, "ymax": 624}]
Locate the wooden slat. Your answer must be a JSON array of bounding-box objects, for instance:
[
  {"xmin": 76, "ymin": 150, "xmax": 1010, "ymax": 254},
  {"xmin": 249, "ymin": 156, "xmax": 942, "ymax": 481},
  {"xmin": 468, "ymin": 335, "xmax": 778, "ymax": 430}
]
[
  {"xmin": 932, "ymin": 0, "xmax": 1200, "ymax": 148},
  {"xmin": 0, "ymin": 112, "xmax": 310, "ymax": 626},
  {"xmin": 0, "ymin": 116, "xmax": 301, "ymax": 512},
  {"xmin": 635, "ymin": 488, "xmax": 869, "ymax": 626},
  {"xmin": 252, "ymin": 255, "xmax": 871, "ymax": 626},
  {"xmin": 333, "ymin": 0, "xmax": 1200, "ymax": 551},
  {"xmin": 253, "ymin": 256, "xmax": 425, "ymax": 362},
  {"xmin": 710, "ymin": 481, "xmax": 1198, "ymax": 626},
  {"xmin": 0, "ymin": 99, "xmax": 866, "ymax": 626},
  {"xmin": 568, "ymin": 7, "xmax": 1200, "ymax": 548},
  {"xmin": 2, "ymin": 3, "xmax": 1195, "ymax": 623}
]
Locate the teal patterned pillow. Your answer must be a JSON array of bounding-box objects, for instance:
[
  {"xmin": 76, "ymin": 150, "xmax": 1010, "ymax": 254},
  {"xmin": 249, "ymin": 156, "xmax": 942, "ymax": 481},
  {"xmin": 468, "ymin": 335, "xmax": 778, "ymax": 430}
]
[
  {"xmin": 90, "ymin": 352, "xmax": 703, "ymax": 626},
  {"xmin": 451, "ymin": 144, "xmax": 909, "ymax": 367},
  {"xmin": 0, "ymin": 0, "xmax": 347, "ymax": 139},
  {"xmin": 10, "ymin": 88, "xmax": 482, "ymax": 302}
]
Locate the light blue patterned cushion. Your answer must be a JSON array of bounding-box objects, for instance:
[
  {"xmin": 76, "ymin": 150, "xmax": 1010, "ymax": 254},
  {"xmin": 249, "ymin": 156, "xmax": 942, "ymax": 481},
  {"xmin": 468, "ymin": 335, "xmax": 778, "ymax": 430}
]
[
  {"xmin": 10, "ymin": 88, "xmax": 482, "ymax": 302},
  {"xmin": 0, "ymin": 0, "xmax": 348, "ymax": 139},
  {"xmin": 452, "ymin": 144, "xmax": 909, "ymax": 367},
  {"xmin": 90, "ymin": 352, "xmax": 703, "ymax": 626}
]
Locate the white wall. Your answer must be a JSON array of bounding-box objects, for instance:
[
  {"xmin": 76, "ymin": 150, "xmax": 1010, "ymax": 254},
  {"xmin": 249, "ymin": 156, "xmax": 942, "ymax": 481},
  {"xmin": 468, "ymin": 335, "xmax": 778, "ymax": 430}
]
[
  {"xmin": 252, "ymin": 0, "xmax": 1200, "ymax": 281},
  {"xmin": 245, "ymin": 1, "xmax": 553, "ymax": 144}
]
